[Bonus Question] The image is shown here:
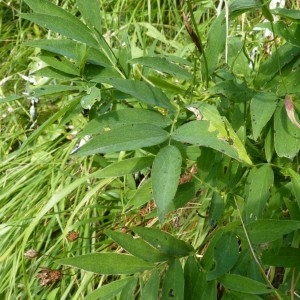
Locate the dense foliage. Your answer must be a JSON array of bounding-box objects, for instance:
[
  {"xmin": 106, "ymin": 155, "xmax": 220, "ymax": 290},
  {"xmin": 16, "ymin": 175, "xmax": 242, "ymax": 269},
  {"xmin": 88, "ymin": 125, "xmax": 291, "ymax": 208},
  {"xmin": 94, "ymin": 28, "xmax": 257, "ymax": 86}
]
[{"xmin": 1, "ymin": 0, "xmax": 300, "ymax": 299}]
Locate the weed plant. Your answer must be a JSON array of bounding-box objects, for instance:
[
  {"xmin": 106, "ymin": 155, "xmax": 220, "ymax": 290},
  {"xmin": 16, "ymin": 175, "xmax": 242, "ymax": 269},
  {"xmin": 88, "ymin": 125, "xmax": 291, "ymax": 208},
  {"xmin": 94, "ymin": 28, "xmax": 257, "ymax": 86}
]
[{"xmin": 1, "ymin": 0, "xmax": 300, "ymax": 299}]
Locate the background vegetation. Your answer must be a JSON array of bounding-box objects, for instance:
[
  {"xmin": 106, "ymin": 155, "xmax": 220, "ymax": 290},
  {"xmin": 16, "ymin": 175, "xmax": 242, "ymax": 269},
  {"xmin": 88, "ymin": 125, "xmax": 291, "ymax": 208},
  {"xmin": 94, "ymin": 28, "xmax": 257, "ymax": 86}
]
[{"xmin": 1, "ymin": 0, "xmax": 300, "ymax": 299}]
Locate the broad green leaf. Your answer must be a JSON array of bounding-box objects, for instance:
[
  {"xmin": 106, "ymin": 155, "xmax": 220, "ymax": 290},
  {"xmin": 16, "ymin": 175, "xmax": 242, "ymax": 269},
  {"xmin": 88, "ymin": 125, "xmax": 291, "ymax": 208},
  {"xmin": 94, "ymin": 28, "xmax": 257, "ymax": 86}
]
[
  {"xmin": 152, "ymin": 145, "xmax": 182, "ymax": 222},
  {"xmin": 250, "ymin": 92, "xmax": 278, "ymax": 140},
  {"xmin": 229, "ymin": 0, "xmax": 263, "ymax": 19},
  {"xmin": 104, "ymin": 229, "xmax": 170, "ymax": 262},
  {"xmin": 93, "ymin": 157, "xmax": 153, "ymax": 179},
  {"xmin": 27, "ymin": 85, "xmax": 84, "ymax": 97},
  {"xmin": 132, "ymin": 227, "xmax": 194, "ymax": 257},
  {"xmin": 57, "ymin": 253, "xmax": 154, "ymax": 274},
  {"xmin": 274, "ymin": 21, "xmax": 300, "ymax": 47},
  {"xmin": 172, "ymin": 120, "xmax": 252, "ymax": 165},
  {"xmin": 184, "ymin": 256, "xmax": 206, "ymax": 300},
  {"xmin": 0, "ymin": 94, "xmax": 23, "ymax": 104},
  {"xmin": 20, "ymin": 13, "xmax": 99, "ymax": 48},
  {"xmin": 254, "ymin": 43, "xmax": 300, "ymax": 89},
  {"xmin": 203, "ymin": 13, "xmax": 226, "ymax": 78},
  {"xmin": 24, "ymin": 39, "xmax": 112, "ymax": 67},
  {"xmin": 244, "ymin": 220, "xmax": 300, "ymax": 244},
  {"xmin": 219, "ymin": 274, "xmax": 272, "ymax": 294},
  {"xmin": 84, "ymin": 277, "xmax": 133, "ymax": 300},
  {"xmin": 287, "ymin": 168, "xmax": 300, "ymax": 210},
  {"xmin": 141, "ymin": 270, "xmax": 160, "ymax": 300},
  {"xmin": 277, "ymin": 68, "xmax": 300, "ymax": 95},
  {"xmin": 79, "ymin": 108, "xmax": 171, "ymax": 137},
  {"xmin": 33, "ymin": 67, "xmax": 77, "ymax": 80},
  {"xmin": 244, "ymin": 165, "xmax": 274, "ymax": 223},
  {"xmin": 76, "ymin": 0, "xmax": 102, "ymax": 33},
  {"xmin": 119, "ymin": 276, "xmax": 137, "ymax": 300},
  {"xmin": 262, "ymin": 247, "xmax": 300, "ymax": 267},
  {"xmin": 129, "ymin": 56, "xmax": 192, "ymax": 80},
  {"xmin": 74, "ymin": 124, "xmax": 169, "ymax": 156},
  {"xmin": 274, "ymin": 102, "xmax": 300, "ymax": 158},
  {"xmin": 102, "ymin": 78, "xmax": 175, "ymax": 112},
  {"xmin": 39, "ymin": 51, "xmax": 80, "ymax": 76},
  {"xmin": 206, "ymin": 232, "xmax": 239, "ymax": 281},
  {"xmin": 272, "ymin": 7, "xmax": 300, "ymax": 22},
  {"xmin": 162, "ymin": 259, "xmax": 184, "ymax": 300},
  {"xmin": 222, "ymin": 291, "xmax": 266, "ymax": 300}
]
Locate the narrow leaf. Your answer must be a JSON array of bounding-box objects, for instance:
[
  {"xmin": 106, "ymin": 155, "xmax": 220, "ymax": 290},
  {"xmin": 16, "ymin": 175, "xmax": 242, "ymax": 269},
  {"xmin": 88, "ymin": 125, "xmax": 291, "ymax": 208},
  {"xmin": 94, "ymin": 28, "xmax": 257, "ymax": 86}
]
[
  {"xmin": 287, "ymin": 168, "xmax": 300, "ymax": 210},
  {"xmin": 132, "ymin": 227, "xmax": 194, "ymax": 257},
  {"xmin": 245, "ymin": 219, "xmax": 300, "ymax": 244},
  {"xmin": 104, "ymin": 229, "xmax": 170, "ymax": 262},
  {"xmin": 219, "ymin": 274, "xmax": 272, "ymax": 294},
  {"xmin": 57, "ymin": 253, "xmax": 154, "ymax": 274},
  {"xmin": 75, "ymin": 124, "xmax": 169, "ymax": 156},
  {"xmin": 141, "ymin": 270, "xmax": 160, "ymax": 300},
  {"xmin": 152, "ymin": 145, "xmax": 182, "ymax": 222},
  {"xmin": 84, "ymin": 278, "xmax": 133, "ymax": 300},
  {"xmin": 262, "ymin": 247, "xmax": 300, "ymax": 267},
  {"xmin": 103, "ymin": 78, "xmax": 175, "ymax": 112}
]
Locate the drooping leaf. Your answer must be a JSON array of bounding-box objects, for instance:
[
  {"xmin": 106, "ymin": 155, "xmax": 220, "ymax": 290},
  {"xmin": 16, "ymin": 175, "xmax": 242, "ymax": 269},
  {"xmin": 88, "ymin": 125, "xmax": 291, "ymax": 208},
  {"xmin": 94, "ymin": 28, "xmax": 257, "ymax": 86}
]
[
  {"xmin": 152, "ymin": 145, "xmax": 182, "ymax": 222},
  {"xmin": 74, "ymin": 124, "xmax": 169, "ymax": 156},
  {"xmin": 79, "ymin": 108, "xmax": 171, "ymax": 137},
  {"xmin": 262, "ymin": 247, "xmax": 300, "ymax": 267},
  {"xmin": 84, "ymin": 277, "xmax": 133, "ymax": 300},
  {"xmin": 129, "ymin": 56, "xmax": 192, "ymax": 80},
  {"xmin": 244, "ymin": 165, "xmax": 274, "ymax": 223},
  {"xmin": 172, "ymin": 120, "xmax": 252, "ymax": 165},
  {"xmin": 131, "ymin": 227, "xmax": 194, "ymax": 257},
  {"xmin": 219, "ymin": 274, "xmax": 272, "ymax": 294},
  {"xmin": 104, "ymin": 229, "xmax": 170, "ymax": 262},
  {"xmin": 57, "ymin": 253, "xmax": 154, "ymax": 274},
  {"xmin": 102, "ymin": 78, "xmax": 175, "ymax": 112},
  {"xmin": 272, "ymin": 7, "xmax": 300, "ymax": 22},
  {"xmin": 242, "ymin": 219, "xmax": 300, "ymax": 244},
  {"xmin": 162, "ymin": 259, "xmax": 184, "ymax": 300},
  {"xmin": 274, "ymin": 102, "xmax": 300, "ymax": 159},
  {"xmin": 250, "ymin": 92, "xmax": 278, "ymax": 140},
  {"xmin": 20, "ymin": 13, "xmax": 99, "ymax": 48}
]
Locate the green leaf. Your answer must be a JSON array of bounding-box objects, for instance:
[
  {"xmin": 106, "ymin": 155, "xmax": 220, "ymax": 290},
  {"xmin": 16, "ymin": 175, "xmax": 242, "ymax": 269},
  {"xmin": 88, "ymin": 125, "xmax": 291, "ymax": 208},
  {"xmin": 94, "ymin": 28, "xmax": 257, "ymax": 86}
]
[
  {"xmin": 24, "ymin": 39, "xmax": 112, "ymax": 67},
  {"xmin": 274, "ymin": 21, "xmax": 300, "ymax": 47},
  {"xmin": 172, "ymin": 120, "xmax": 252, "ymax": 165},
  {"xmin": 74, "ymin": 124, "xmax": 169, "ymax": 156},
  {"xmin": 103, "ymin": 78, "xmax": 175, "ymax": 112},
  {"xmin": 104, "ymin": 229, "xmax": 170, "ymax": 262},
  {"xmin": 93, "ymin": 157, "xmax": 153, "ymax": 178},
  {"xmin": 132, "ymin": 227, "xmax": 194, "ymax": 257},
  {"xmin": 209, "ymin": 192, "xmax": 225, "ymax": 226},
  {"xmin": 57, "ymin": 253, "xmax": 154, "ymax": 274},
  {"xmin": 250, "ymin": 92, "xmax": 278, "ymax": 140},
  {"xmin": 80, "ymin": 86, "xmax": 100, "ymax": 109},
  {"xmin": 219, "ymin": 274, "xmax": 272, "ymax": 294},
  {"xmin": 274, "ymin": 102, "xmax": 300, "ymax": 159},
  {"xmin": 287, "ymin": 168, "xmax": 300, "ymax": 210},
  {"xmin": 84, "ymin": 277, "xmax": 133, "ymax": 300},
  {"xmin": 203, "ymin": 13, "xmax": 226, "ymax": 78},
  {"xmin": 76, "ymin": 0, "xmax": 102, "ymax": 33},
  {"xmin": 162, "ymin": 259, "xmax": 184, "ymax": 300},
  {"xmin": 152, "ymin": 145, "xmax": 182, "ymax": 222},
  {"xmin": 129, "ymin": 56, "xmax": 192, "ymax": 80},
  {"xmin": 254, "ymin": 43, "xmax": 300, "ymax": 89},
  {"xmin": 244, "ymin": 220, "xmax": 300, "ymax": 244},
  {"xmin": 244, "ymin": 165, "xmax": 274, "ymax": 223},
  {"xmin": 272, "ymin": 7, "xmax": 300, "ymax": 22},
  {"xmin": 262, "ymin": 247, "xmax": 300, "ymax": 267},
  {"xmin": 206, "ymin": 232, "xmax": 239, "ymax": 281},
  {"xmin": 28, "ymin": 85, "xmax": 84, "ymax": 97},
  {"xmin": 39, "ymin": 51, "xmax": 80, "ymax": 76},
  {"xmin": 141, "ymin": 270, "xmax": 160, "ymax": 300},
  {"xmin": 229, "ymin": 0, "xmax": 263, "ymax": 19},
  {"xmin": 79, "ymin": 108, "xmax": 171, "ymax": 137},
  {"xmin": 20, "ymin": 13, "xmax": 99, "ymax": 48}
]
